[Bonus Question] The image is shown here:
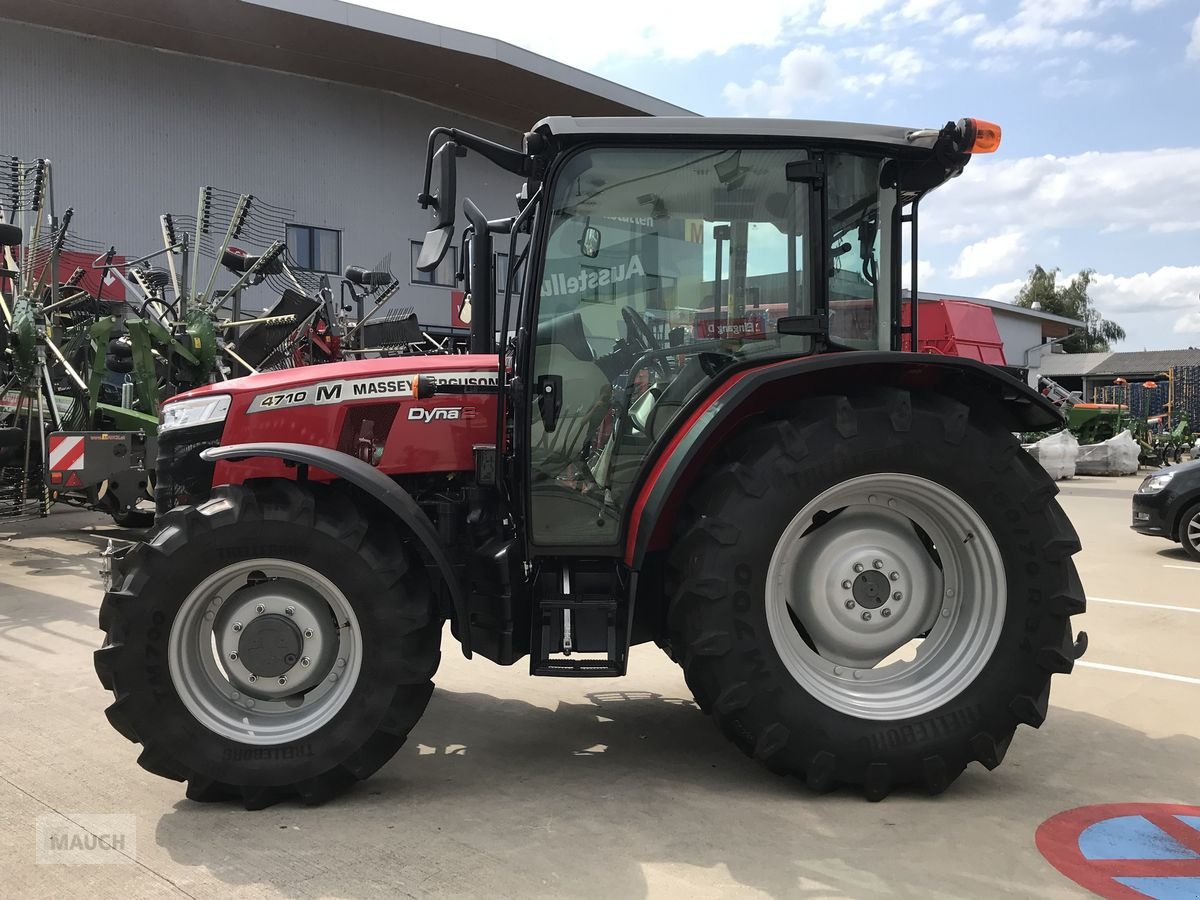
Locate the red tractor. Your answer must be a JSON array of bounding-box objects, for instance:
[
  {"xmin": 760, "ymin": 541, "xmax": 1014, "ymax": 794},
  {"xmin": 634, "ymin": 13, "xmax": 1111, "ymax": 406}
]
[{"xmin": 95, "ymin": 116, "xmax": 1086, "ymax": 808}]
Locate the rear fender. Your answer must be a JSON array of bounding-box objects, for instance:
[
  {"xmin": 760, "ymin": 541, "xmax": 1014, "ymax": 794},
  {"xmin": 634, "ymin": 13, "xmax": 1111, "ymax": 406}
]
[
  {"xmin": 625, "ymin": 352, "xmax": 1063, "ymax": 569},
  {"xmin": 202, "ymin": 442, "xmax": 471, "ymax": 658}
]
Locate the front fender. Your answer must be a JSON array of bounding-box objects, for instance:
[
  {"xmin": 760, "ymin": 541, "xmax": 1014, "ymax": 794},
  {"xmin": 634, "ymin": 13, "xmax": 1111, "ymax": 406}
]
[
  {"xmin": 202, "ymin": 442, "xmax": 471, "ymax": 658},
  {"xmin": 625, "ymin": 352, "xmax": 1063, "ymax": 568}
]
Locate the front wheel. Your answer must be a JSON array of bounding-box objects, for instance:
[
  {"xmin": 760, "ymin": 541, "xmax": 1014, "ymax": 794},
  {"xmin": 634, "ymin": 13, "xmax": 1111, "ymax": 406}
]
[
  {"xmin": 95, "ymin": 479, "xmax": 440, "ymax": 808},
  {"xmin": 1178, "ymin": 502, "xmax": 1200, "ymax": 562},
  {"xmin": 665, "ymin": 389, "xmax": 1086, "ymax": 799}
]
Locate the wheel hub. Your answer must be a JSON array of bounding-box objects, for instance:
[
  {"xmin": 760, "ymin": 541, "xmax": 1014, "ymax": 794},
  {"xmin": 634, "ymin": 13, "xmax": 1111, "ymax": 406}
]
[
  {"xmin": 238, "ymin": 614, "xmax": 303, "ymax": 678},
  {"xmin": 212, "ymin": 577, "xmax": 339, "ymax": 700},
  {"xmin": 852, "ymin": 570, "xmax": 890, "ymax": 610}
]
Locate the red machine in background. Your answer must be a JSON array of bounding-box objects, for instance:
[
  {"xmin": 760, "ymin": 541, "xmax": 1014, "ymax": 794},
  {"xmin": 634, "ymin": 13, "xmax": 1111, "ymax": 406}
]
[{"xmin": 903, "ymin": 298, "xmax": 1007, "ymax": 365}]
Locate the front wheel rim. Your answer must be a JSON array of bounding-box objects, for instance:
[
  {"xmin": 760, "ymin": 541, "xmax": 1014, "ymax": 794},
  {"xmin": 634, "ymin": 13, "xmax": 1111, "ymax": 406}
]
[
  {"xmin": 765, "ymin": 473, "xmax": 1007, "ymax": 721},
  {"xmin": 168, "ymin": 559, "xmax": 363, "ymax": 745}
]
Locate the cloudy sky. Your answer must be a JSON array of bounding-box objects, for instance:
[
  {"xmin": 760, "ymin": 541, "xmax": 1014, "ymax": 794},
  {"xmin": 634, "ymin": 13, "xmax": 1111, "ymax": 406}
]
[{"xmin": 365, "ymin": 0, "xmax": 1199, "ymax": 349}]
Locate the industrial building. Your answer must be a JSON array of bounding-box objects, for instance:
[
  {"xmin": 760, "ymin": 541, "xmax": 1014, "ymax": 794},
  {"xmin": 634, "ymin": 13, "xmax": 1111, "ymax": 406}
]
[{"xmin": 0, "ymin": 0, "xmax": 688, "ymax": 330}]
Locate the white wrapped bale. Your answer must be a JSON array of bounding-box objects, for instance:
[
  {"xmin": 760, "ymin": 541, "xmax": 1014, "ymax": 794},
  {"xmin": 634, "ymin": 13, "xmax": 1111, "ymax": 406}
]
[
  {"xmin": 1024, "ymin": 430, "xmax": 1078, "ymax": 480},
  {"xmin": 1076, "ymin": 429, "xmax": 1140, "ymax": 476}
]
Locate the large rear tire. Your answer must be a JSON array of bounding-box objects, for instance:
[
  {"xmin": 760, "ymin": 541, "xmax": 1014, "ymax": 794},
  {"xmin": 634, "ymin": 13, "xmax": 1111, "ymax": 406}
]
[
  {"xmin": 665, "ymin": 389, "xmax": 1086, "ymax": 799},
  {"xmin": 95, "ymin": 479, "xmax": 440, "ymax": 809}
]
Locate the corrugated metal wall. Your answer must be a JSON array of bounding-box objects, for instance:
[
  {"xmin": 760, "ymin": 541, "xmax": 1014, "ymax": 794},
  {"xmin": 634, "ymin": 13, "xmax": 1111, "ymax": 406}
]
[{"xmin": 1, "ymin": 19, "xmax": 524, "ymax": 326}]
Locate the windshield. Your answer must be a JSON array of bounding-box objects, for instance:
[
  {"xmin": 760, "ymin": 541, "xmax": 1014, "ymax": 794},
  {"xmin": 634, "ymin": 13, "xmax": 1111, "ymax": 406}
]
[{"xmin": 527, "ymin": 145, "xmax": 897, "ymax": 546}]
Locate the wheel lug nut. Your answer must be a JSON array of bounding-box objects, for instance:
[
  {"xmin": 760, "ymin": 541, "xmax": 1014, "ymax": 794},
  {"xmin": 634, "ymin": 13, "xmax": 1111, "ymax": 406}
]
[
  {"xmin": 301, "ymin": 656, "xmax": 311, "ymax": 667},
  {"xmin": 255, "ymin": 604, "xmax": 265, "ymax": 614},
  {"xmin": 873, "ymin": 559, "xmax": 883, "ymax": 569},
  {"xmin": 248, "ymin": 674, "xmax": 257, "ymax": 683},
  {"xmin": 844, "ymin": 599, "xmax": 856, "ymax": 609},
  {"xmin": 881, "ymin": 608, "xmax": 892, "ymax": 618},
  {"xmin": 861, "ymin": 611, "xmax": 872, "ymax": 621},
  {"xmin": 304, "ymin": 629, "xmax": 314, "ymax": 639},
  {"xmin": 889, "ymin": 572, "xmax": 899, "ymax": 581},
  {"xmin": 335, "ymin": 658, "xmax": 346, "ymax": 669},
  {"xmin": 285, "ymin": 606, "xmax": 295, "ymax": 616},
  {"xmin": 278, "ymin": 676, "xmax": 287, "ymax": 686},
  {"xmin": 853, "ymin": 563, "xmax": 864, "ymax": 573},
  {"xmin": 229, "ymin": 651, "xmax": 237, "ymax": 660},
  {"xmin": 232, "ymin": 622, "xmax": 243, "ymax": 632},
  {"xmin": 893, "ymin": 591, "xmax": 903, "ymax": 601},
  {"xmin": 842, "ymin": 580, "xmax": 852, "ymax": 590}
]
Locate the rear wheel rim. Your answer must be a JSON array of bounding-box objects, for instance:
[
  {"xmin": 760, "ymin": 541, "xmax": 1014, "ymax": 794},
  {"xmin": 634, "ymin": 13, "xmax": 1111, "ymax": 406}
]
[
  {"xmin": 765, "ymin": 473, "xmax": 1006, "ymax": 721},
  {"xmin": 168, "ymin": 558, "xmax": 363, "ymax": 745}
]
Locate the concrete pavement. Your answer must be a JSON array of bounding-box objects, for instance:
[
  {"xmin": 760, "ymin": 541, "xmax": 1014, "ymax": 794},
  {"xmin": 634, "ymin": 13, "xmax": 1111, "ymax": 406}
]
[{"xmin": 1, "ymin": 473, "xmax": 1198, "ymax": 898}]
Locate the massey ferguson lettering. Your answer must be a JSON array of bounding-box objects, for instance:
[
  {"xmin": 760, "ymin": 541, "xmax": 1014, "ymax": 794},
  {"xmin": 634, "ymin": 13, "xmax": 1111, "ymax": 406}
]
[{"xmin": 246, "ymin": 371, "xmax": 497, "ymax": 414}]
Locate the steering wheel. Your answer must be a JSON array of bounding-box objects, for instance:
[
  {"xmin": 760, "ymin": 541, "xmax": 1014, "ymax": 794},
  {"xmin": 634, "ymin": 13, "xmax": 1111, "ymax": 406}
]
[{"xmin": 621, "ymin": 306, "xmax": 660, "ymax": 354}]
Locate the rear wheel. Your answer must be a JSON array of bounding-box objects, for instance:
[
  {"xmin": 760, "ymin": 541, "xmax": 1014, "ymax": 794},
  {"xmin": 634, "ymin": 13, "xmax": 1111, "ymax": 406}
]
[
  {"xmin": 666, "ymin": 389, "xmax": 1086, "ymax": 799},
  {"xmin": 95, "ymin": 479, "xmax": 440, "ymax": 808}
]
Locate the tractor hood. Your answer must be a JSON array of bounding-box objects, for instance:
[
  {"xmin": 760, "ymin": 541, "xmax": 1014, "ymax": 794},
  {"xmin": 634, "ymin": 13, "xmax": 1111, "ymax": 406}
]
[{"xmin": 169, "ymin": 353, "xmax": 501, "ymax": 409}]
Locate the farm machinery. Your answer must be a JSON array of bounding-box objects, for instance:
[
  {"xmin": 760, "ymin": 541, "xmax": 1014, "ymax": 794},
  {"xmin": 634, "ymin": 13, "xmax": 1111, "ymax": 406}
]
[
  {"xmin": 1, "ymin": 173, "xmax": 408, "ymax": 525},
  {"xmin": 96, "ymin": 115, "xmax": 1086, "ymax": 808}
]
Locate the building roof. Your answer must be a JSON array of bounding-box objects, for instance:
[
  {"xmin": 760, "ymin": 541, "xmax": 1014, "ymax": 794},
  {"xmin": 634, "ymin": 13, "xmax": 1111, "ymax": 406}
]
[
  {"xmin": 1035, "ymin": 352, "xmax": 1114, "ymax": 377},
  {"xmin": 0, "ymin": 0, "xmax": 692, "ymax": 130},
  {"xmin": 1091, "ymin": 349, "xmax": 1200, "ymax": 376},
  {"xmin": 1033, "ymin": 349, "xmax": 1200, "ymax": 378}
]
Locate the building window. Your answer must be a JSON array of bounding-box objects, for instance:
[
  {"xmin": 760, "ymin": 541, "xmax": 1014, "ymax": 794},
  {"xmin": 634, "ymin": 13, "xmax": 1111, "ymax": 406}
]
[
  {"xmin": 494, "ymin": 251, "xmax": 525, "ymax": 295},
  {"xmin": 287, "ymin": 224, "xmax": 341, "ymax": 274},
  {"xmin": 410, "ymin": 240, "xmax": 457, "ymax": 287}
]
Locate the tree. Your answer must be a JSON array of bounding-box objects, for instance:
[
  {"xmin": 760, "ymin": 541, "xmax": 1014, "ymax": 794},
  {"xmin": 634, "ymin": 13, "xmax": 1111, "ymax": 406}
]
[{"xmin": 1014, "ymin": 265, "xmax": 1126, "ymax": 353}]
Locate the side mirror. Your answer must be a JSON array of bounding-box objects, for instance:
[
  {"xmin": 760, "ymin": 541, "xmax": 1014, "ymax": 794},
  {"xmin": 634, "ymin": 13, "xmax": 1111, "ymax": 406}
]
[
  {"xmin": 0, "ymin": 223, "xmax": 22, "ymax": 247},
  {"xmin": 416, "ymin": 141, "xmax": 461, "ymax": 272},
  {"xmin": 579, "ymin": 225, "xmax": 601, "ymax": 258}
]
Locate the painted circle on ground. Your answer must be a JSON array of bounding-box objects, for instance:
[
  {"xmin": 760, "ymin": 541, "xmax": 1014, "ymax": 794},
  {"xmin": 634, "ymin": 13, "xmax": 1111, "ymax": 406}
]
[{"xmin": 1037, "ymin": 803, "xmax": 1200, "ymax": 899}]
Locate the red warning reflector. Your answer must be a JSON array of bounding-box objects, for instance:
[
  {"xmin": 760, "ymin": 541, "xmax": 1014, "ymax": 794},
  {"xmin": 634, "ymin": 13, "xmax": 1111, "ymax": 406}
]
[{"xmin": 65, "ymin": 472, "xmax": 83, "ymax": 488}]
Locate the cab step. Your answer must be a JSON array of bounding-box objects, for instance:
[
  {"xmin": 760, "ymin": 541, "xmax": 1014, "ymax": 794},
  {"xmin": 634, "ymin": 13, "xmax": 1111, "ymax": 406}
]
[{"xmin": 531, "ymin": 561, "xmax": 630, "ymax": 677}]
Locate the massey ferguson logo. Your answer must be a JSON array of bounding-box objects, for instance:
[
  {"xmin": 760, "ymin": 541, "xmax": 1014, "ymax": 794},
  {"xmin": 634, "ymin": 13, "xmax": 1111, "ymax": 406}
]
[{"xmin": 407, "ymin": 407, "xmax": 474, "ymax": 423}]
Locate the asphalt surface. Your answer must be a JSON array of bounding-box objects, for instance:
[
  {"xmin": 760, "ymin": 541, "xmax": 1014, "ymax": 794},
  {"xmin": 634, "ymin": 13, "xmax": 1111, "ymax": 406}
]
[{"xmin": 1, "ymin": 472, "xmax": 1197, "ymax": 899}]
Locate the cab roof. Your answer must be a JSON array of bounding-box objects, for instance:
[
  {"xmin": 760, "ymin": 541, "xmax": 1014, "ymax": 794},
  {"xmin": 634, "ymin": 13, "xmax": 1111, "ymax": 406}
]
[{"xmin": 532, "ymin": 116, "xmax": 946, "ymax": 155}]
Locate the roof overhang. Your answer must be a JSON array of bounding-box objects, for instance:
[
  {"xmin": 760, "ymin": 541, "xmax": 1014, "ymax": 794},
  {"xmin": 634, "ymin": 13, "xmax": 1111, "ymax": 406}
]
[{"xmin": 0, "ymin": 0, "xmax": 692, "ymax": 130}]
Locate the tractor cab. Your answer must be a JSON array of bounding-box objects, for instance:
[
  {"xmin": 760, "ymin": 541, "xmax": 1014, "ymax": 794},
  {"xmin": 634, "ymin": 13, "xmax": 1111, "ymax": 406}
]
[{"xmin": 415, "ymin": 117, "xmax": 993, "ymax": 550}]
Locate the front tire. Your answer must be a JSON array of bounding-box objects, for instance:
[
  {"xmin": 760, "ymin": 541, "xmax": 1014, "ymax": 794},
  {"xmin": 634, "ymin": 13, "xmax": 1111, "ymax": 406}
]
[
  {"xmin": 665, "ymin": 389, "xmax": 1086, "ymax": 799},
  {"xmin": 1178, "ymin": 502, "xmax": 1200, "ymax": 562},
  {"xmin": 95, "ymin": 479, "xmax": 440, "ymax": 808}
]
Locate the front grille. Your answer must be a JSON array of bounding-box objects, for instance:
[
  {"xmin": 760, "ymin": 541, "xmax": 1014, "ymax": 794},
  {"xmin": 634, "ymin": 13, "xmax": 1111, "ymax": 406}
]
[{"xmin": 155, "ymin": 422, "xmax": 224, "ymax": 514}]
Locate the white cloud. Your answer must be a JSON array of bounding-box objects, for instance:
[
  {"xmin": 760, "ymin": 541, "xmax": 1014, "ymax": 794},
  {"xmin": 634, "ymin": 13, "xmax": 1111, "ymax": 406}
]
[
  {"xmin": 724, "ymin": 41, "xmax": 928, "ymax": 111},
  {"xmin": 1189, "ymin": 13, "xmax": 1200, "ymax": 61},
  {"xmin": 1173, "ymin": 312, "xmax": 1200, "ymax": 335},
  {"xmin": 349, "ymin": 1, "xmax": 817, "ymax": 67},
  {"xmin": 972, "ymin": 0, "xmax": 1134, "ymax": 53},
  {"xmin": 974, "ymin": 25, "xmax": 1133, "ymax": 51},
  {"xmin": 722, "ymin": 45, "xmax": 841, "ymax": 115},
  {"xmin": 902, "ymin": 258, "xmax": 937, "ymax": 285},
  {"xmin": 922, "ymin": 147, "xmax": 1200, "ymax": 245},
  {"xmin": 981, "ymin": 278, "xmax": 1026, "ymax": 303},
  {"xmin": 899, "ymin": 0, "xmax": 956, "ymax": 21},
  {"xmin": 945, "ymin": 12, "xmax": 987, "ymax": 34},
  {"xmin": 951, "ymin": 232, "xmax": 1027, "ymax": 279},
  {"xmin": 818, "ymin": 0, "xmax": 894, "ymax": 29},
  {"xmin": 1090, "ymin": 267, "xmax": 1200, "ymax": 312}
]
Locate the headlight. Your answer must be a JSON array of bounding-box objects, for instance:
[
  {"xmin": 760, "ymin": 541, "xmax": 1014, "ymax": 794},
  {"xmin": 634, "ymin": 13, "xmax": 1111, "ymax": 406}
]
[
  {"xmin": 1137, "ymin": 470, "xmax": 1175, "ymax": 494},
  {"xmin": 159, "ymin": 394, "xmax": 232, "ymax": 434}
]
